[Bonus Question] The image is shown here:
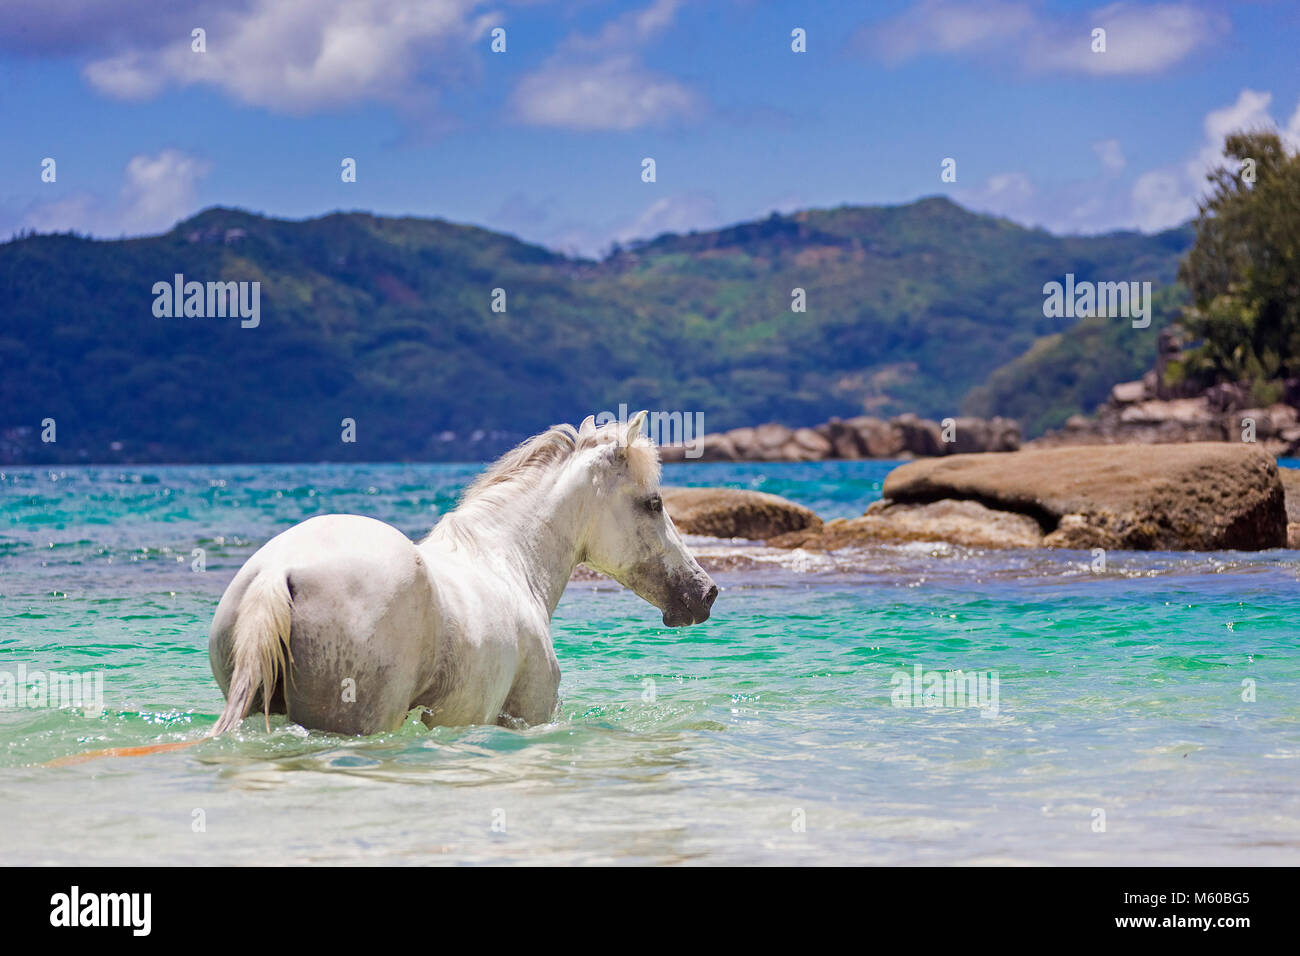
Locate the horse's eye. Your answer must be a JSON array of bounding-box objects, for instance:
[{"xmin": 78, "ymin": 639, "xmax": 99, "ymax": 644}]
[{"xmin": 647, "ymin": 495, "xmax": 663, "ymax": 513}]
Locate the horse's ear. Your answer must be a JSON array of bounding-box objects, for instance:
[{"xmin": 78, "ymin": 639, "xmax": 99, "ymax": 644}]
[
  {"xmin": 624, "ymin": 410, "xmax": 648, "ymax": 448},
  {"xmin": 578, "ymin": 415, "xmax": 597, "ymax": 442}
]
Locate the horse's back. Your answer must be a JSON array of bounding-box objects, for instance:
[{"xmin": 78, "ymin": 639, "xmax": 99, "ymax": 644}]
[{"xmin": 210, "ymin": 514, "xmax": 435, "ymax": 734}]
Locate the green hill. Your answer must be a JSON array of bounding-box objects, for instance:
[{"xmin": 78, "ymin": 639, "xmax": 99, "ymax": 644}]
[
  {"xmin": 0, "ymin": 198, "xmax": 1191, "ymax": 463},
  {"xmin": 963, "ymin": 284, "xmax": 1189, "ymax": 435}
]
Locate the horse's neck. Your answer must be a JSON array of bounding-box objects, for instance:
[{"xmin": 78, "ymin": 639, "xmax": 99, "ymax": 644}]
[{"xmin": 426, "ymin": 467, "xmax": 589, "ymax": 621}]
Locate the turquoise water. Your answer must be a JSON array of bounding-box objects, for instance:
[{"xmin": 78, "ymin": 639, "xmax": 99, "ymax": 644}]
[{"xmin": 2, "ymin": 461, "xmax": 1299, "ymax": 865}]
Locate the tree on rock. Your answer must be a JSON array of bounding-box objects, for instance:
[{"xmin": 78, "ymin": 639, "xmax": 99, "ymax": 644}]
[{"xmin": 1176, "ymin": 130, "xmax": 1300, "ymax": 402}]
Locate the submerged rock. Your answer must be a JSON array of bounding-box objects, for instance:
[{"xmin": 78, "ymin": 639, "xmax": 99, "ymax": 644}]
[
  {"xmin": 661, "ymin": 486, "xmax": 823, "ymax": 540},
  {"xmin": 768, "ymin": 499, "xmax": 1044, "ymax": 550}
]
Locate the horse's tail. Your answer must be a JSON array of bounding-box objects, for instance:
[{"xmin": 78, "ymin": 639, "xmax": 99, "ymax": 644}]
[
  {"xmin": 212, "ymin": 570, "xmax": 293, "ymax": 736},
  {"xmin": 46, "ymin": 570, "xmax": 293, "ymax": 768},
  {"xmin": 45, "ymin": 738, "xmax": 212, "ymax": 766}
]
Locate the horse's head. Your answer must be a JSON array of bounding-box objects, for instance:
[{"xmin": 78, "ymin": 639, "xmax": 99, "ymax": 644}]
[{"xmin": 578, "ymin": 411, "xmax": 717, "ymax": 626}]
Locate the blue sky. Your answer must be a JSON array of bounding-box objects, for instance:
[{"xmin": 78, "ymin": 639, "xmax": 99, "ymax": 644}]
[{"xmin": 2, "ymin": 0, "xmax": 1298, "ymax": 255}]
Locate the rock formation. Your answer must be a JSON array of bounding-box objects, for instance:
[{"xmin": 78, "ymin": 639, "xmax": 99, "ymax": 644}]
[
  {"xmin": 661, "ymin": 487, "xmax": 823, "ymax": 539},
  {"xmin": 768, "ymin": 443, "xmax": 1287, "ymax": 551},
  {"xmin": 658, "ymin": 415, "xmax": 1020, "ymax": 463}
]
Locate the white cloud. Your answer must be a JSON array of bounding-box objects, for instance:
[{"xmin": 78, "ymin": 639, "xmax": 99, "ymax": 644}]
[
  {"xmin": 954, "ymin": 171, "xmax": 1039, "ymax": 224},
  {"xmin": 1130, "ymin": 170, "xmax": 1197, "ymax": 231},
  {"xmin": 117, "ymin": 151, "xmax": 212, "ymax": 235},
  {"xmin": 1288, "ymin": 99, "xmax": 1300, "ymax": 145},
  {"xmin": 1188, "ymin": 88, "xmax": 1278, "ymax": 178},
  {"xmin": 80, "ymin": 0, "xmax": 492, "ymax": 114},
  {"xmin": 612, "ymin": 193, "xmax": 722, "ymax": 244},
  {"xmin": 864, "ymin": 1, "xmax": 1216, "ymax": 76},
  {"xmin": 1027, "ymin": 3, "xmax": 1215, "ymax": 75},
  {"xmin": 504, "ymin": 192, "xmax": 724, "ymax": 258},
  {"xmin": 957, "ymin": 168, "xmax": 1146, "ymax": 235},
  {"xmin": 512, "ymin": 56, "xmax": 699, "ymax": 130},
  {"xmin": 16, "ymin": 149, "xmax": 210, "ymax": 237},
  {"xmin": 982, "ymin": 171, "xmax": 1036, "ymax": 202},
  {"xmin": 498, "ymin": 191, "xmax": 810, "ymax": 258},
  {"xmin": 23, "ymin": 0, "xmax": 697, "ymax": 130},
  {"xmin": 567, "ymin": 0, "xmax": 682, "ymax": 53},
  {"xmin": 1133, "ymin": 89, "xmax": 1300, "ymax": 231},
  {"xmin": 1093, "ymin": 138, "xmax": 1126, "ymax": 172},
  {"xmin": 957, "ymin": 91, "xmax": 1300, "ymax": 235},
  {"xmin": 511, "ymin": 0, "xmax": 700, "ymax": 130},
  {"xmin": 867, "ymin": 0, "xmax": 1034, "ymax": 63}
]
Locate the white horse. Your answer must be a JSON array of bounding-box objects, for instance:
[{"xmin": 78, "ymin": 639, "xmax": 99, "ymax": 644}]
[
  {"xmin": 48, "ymin": 412, "xmax": 715, "ymax": 765},
  {"xmin": 201, "ymin": 410, "xmax": 716, "ymax": 737}
]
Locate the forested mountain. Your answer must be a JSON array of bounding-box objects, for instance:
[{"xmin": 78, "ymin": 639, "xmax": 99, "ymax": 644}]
[{"xmin": 0, "ymin": 197, "xmax": 1191, "ymax": 463}]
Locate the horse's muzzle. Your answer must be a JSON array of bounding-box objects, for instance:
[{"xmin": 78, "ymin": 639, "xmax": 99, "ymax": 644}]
[{"xmin": 663, "ymin": 581, "xmax": 718, "ymax": 627}]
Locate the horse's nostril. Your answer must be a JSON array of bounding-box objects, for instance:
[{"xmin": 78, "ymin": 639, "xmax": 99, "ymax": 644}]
[{"xmin": 704, "ymin": 584, "xmax": 718, "ymax": 607}]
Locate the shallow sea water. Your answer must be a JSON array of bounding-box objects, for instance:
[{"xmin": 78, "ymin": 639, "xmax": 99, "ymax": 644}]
[{"xmin": 2, "ymin": 460, "xmax": 1298, "ymax": 865}]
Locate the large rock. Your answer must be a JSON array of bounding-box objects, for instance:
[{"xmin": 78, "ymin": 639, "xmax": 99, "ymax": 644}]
[
  {"xmin": 657, "ymin": 414, "xmax": 1021, "ymax": 461},
  {"xmin": 946, "ymin": 416, "xmax": 1020, "ymax": 454},
  {"xmin": 1032, "ymin": 366, "xmax": 1300, "ymax": 457},
  {"xmin": 890, "ymin": 413, "xmax": 943, "ymax": 456},
  {"xmin": 816, "ymin": 418, "xmax": 871, "ymax": 458},
  {"xmin": 1115, "ymin": 398, "xmax": 1224, "ymax": 441},
  {"xmin": 838, "ymin": 416, "xmax": 904, "ymax": 457},
  {"xmin": 1111, "ymin": 380, "xmax": 1147, "ymax": 405},
  {"xmin": 790, "ymin": 427, "xmax": 833, "ymax": 459},
  {"xmin": 661, "ymin": 487, "xmax": 823, "ymax": 540},
  {"xmin": 769, "ymin": 499, "xmax": 1044, "ymax": 550},
  {"xmin": 1279, "ymin": 467, "xmax": 1300, "ymax": 548},
  {"xmin": 753, "ymin": 423, "xmax": 794, "ymax": 458},
  {"xmin": 880, "ymin": 443, "xmax": 1285, "ymax": 550},
  {"xmin": 657, "ymin": 432, "xmax": 734, "ymax": 462}
]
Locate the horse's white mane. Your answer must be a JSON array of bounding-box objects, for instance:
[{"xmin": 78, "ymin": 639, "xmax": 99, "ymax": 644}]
[{"xmin": 426, "ymin": 419, "xmax": 660, "ymax": 547}]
